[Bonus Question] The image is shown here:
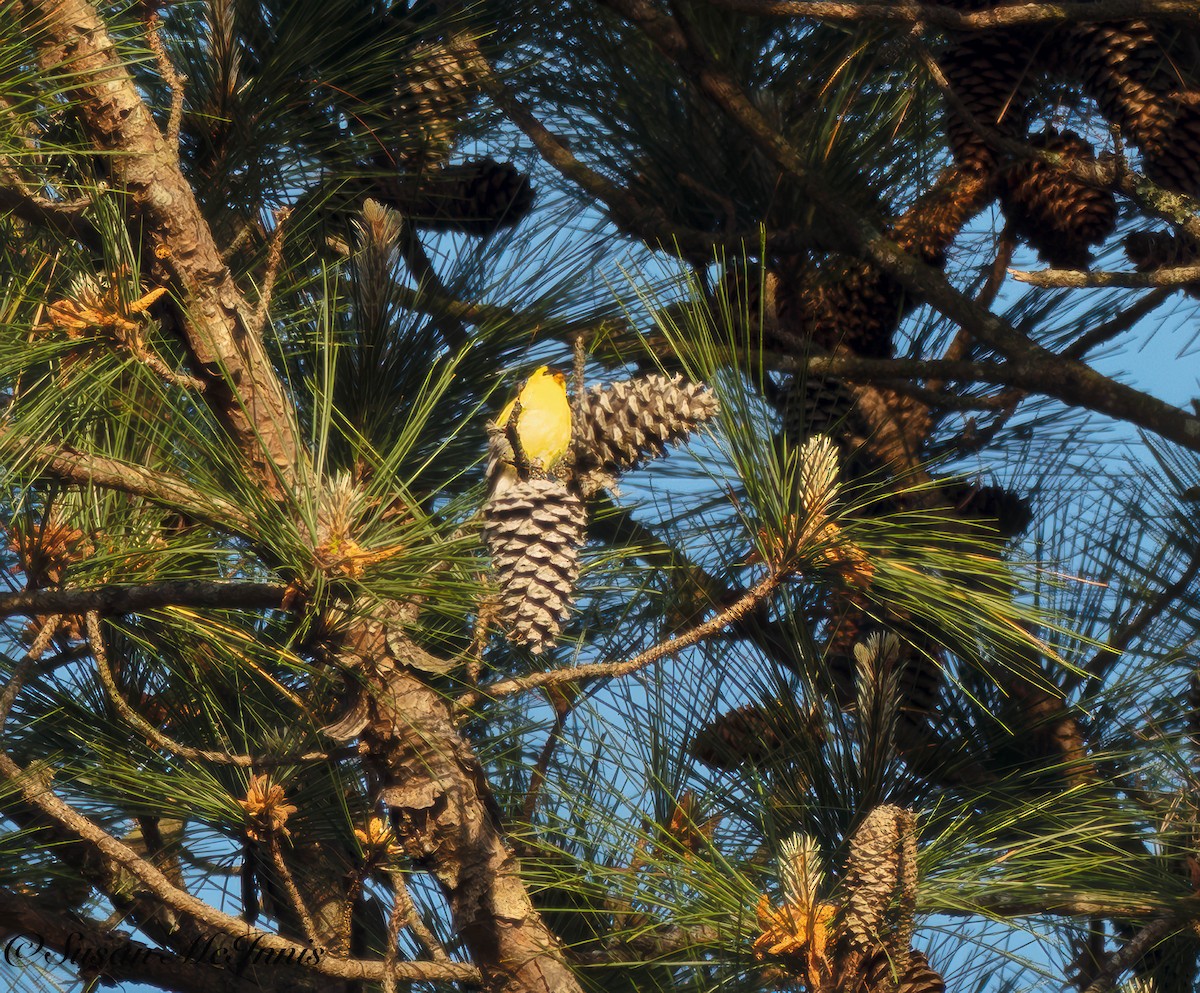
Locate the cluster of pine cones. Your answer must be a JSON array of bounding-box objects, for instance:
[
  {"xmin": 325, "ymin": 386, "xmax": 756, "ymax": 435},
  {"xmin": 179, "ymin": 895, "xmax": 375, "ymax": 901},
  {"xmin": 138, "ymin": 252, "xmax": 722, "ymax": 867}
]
[
  {"xmin": 937, "ymin": 0, "xmax": 1200, "ymax": 268},
  {"xmin": 483, "ymin": 374, "xmax": 719, "ymax": 653}
]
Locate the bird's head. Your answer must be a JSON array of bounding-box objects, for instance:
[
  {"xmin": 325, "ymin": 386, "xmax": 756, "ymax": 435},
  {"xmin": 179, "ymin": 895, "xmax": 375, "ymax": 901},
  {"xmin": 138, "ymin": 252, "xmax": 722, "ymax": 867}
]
[{"xmin": 527, "ymin": 365, "xmax": 566, "ymax": 388}]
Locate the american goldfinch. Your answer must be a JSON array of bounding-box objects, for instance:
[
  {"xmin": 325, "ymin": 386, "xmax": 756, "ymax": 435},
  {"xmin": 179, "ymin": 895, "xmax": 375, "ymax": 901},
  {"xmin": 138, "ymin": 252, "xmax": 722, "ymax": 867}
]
[{"xmin": 488, "ymin": 366, "xmax": 572, "ymax": 495}]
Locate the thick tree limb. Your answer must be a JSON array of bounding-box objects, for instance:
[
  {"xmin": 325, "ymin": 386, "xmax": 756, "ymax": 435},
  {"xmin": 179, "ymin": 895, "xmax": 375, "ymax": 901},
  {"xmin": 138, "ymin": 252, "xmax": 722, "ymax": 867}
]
[
  {"xmin": 361, "ymin": 679, "xmax": 587, "ymax": 992},
  {"xmin": 0, "ymin": 581, "xmax": 289, "ymax": 619},
  {"xmin": 14, "ymin": 0, "xmax": 302, "ymax": 496}
]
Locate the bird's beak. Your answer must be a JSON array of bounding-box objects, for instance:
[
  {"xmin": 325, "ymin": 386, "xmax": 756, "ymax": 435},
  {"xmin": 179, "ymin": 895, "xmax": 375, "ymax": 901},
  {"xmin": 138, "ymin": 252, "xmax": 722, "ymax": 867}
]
[{"xmin": 551, "ymin": 370, "xmax": 566, "ymax": 385}]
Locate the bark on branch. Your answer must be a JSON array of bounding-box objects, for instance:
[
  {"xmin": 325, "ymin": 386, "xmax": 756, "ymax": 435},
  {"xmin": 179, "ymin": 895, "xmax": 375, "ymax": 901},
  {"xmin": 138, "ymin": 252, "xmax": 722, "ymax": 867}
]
[
  {"xmin": 13, "ymin": 0, "xmax": 302, "ymax": 496},
  {"xmin": 0, "ymin": 581, "xmax": 289, "ymax": 619}
]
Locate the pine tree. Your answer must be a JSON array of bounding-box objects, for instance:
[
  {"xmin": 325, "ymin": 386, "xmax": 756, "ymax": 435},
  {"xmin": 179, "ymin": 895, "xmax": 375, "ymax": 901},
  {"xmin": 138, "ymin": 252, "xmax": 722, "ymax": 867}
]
[{"xmin": 3, "ymin": 2, "xmax": 1200, "ymax": 993}]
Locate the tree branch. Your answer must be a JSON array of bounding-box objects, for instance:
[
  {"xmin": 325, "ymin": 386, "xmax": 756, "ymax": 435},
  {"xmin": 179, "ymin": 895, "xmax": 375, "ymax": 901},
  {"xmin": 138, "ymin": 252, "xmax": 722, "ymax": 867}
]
[
  {"xmin": 0, "ymin": 743, "xmax": 483, "ymax": 986},
  {"xmin": 1010, "ymin": 264, "xmax": 1200, "ymax": 289},
  {"xmin": 14, "ymin": 0, "xmax": 303, "ymax": 496},
  {"xmin": 5, "ymin": 438, "xmax": 253, "ymax": 531},
  {"xmin": 1082, "ymin": 917, "xmax": 1180, "ymax": 993},
  {"xmin": 0, "ymin": 581, "xmax": 289, "ymax": 620},
  {"xmin": 465, "ymin": 570, "xmax": 783, "ymax": 706},
  {"xmin": 0, "ymin": 890, "xmax": 265, "ymax": 993},
  {"xmin": 697, "ymin": 0, "xmax": 1200, "ymax": 29},
  {"xmin": 594, "ymin": 0, "xmax": 1200, "ymax": 453}
]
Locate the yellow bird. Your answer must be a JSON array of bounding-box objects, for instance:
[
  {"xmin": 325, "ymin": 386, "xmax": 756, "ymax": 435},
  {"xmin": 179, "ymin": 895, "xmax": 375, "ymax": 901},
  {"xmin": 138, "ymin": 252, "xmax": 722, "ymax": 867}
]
[{"xmin": 488, "ymin": 366, "xmax": 572, "ymax": 495}]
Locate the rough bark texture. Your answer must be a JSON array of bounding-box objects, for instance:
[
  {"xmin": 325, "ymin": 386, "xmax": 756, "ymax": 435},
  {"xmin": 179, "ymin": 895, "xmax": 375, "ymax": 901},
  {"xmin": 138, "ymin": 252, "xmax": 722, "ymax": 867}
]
[
  {"xmin": 9, "ymin": 4, "xmax": 587, "ymax": 990},
  {"xmin": 344, "ymin": 613, "xmax": 586, "ymax": 993},
  {"xmin": 14, "ymin": 0, "xmax": 299, "ymax": 494}
]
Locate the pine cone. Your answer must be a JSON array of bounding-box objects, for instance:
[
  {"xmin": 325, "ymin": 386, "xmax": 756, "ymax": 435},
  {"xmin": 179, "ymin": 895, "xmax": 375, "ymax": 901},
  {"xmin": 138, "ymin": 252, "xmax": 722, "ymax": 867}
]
[
  {"xmin": 573, "ymin": 374, "xmax": 719, "ymax": 496},
  {"xmin": 689, "ymin": 702, "xmax": 785, "ymax": 770},
  {"xmin": 940, "ymin": 34, "xmax": 1036, "ymax": 173},
  {"xmin": 935, "ymin": 478, "xmax": 1033, "ymax": 540},
  {"xmin": 415, "ymin": 157, "xmax": 536, "ymax": 235},
  {"xmin": 392, "ymin": 41, "xmax": 474, "ymax": 173},
  {"xmin": 1141, "ymin": 101, "xmax": 1200, "ymax": 197},
  {"xmin": 844, "ymin": 934, "xmax": 943, "ymax": 992},
  {"xmin": 781, "ymin": 374, "xmax": 864, "ymax": 445},
  {"xmin": 842, "ymin": 804, "xmax": 919, "ymax": 965},
  {"xmin": 781, "ymin": 261, "xmax": 903, "ymax": 359},
  {"xmin": 1059, "ymin": 20, "xmax": 1200, "ymax": 195},
  {"xmin": 484, "ymin": 477, "xmax": 587, "ymax": 653},
  {"xmin": 1063, "ymin": 21, "xmax": 1178, "ymax": 143},
  {"xmin": 997, "ymin": 129, "xmax": 1117, "ymax": 268},
  {"xmin": 890, "ymin": 168, "xmax": 994, "ymax": 266},
  {"xmin": 1125, "ymin": 228, "xmax": 1200, "ymax": 293}
]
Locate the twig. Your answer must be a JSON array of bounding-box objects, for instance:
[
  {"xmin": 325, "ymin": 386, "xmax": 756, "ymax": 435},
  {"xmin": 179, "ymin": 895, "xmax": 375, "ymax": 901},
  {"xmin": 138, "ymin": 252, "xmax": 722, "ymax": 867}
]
[
  {"xmin": 145, "ymin": 11, "xmax": 186, "ymax": 160},
  {"xmin": 522, "ymin": 704, "xmax": 571, "ymax": 823},
  {"xmin": 0, "ymin": 614, "xmax": 61, "ymax": 730},
  {"xmin": 0, "ymin": 580, "xmax": 289, "ymax": 620},
  {"xmin": 1010, "ymin": 264, "xmax": 1200, "ymax": 289},
  {"xmin": 1063, "ymin": 287, "xmax": 1172, "ymax": 360},
  {"xmin": 387, "ymin": 868, "xmax": 450, "ymax": 962},
  {"xmin": 1082, "ymin": 917, "xmax": 1178, "ymax": 993},
  {"xmin": 504, "ymin": 397, "xmax": 532, "ymax": 476},
  {"xmin": 467, "ymin": 595, "xmax": 498, "ymax": 686},
  {"xmin": 251, "ymin": 207, "xmax": 292, "ymax": 335},
  {"xmin": 89, "ymin": 610, "xmax": 349, "ymax": 767},
  {"xmin": 0, "ymin": 888, "xmax": 269, "ymax": 993},
  {"xmin": 697, "ymin": 0, "xmax": 1200, "ymax": 29},
  {"xmin": 396, "ymin": 222, "xmax": 468, "ymax": 352},
  {"xmin": 15, "ymin": 0, "xmax": 302, "ymax": 493},
  {"xmin": 266, "ymin": 834, "xmax": 320, "ymax": 946},
  {"xmin": 461, "ymin": 570, "xmax": 782, "ymax": 707},
  {"xmin": 1075, "ymin": 550, "xmax": 1200, "ymax": 691}
]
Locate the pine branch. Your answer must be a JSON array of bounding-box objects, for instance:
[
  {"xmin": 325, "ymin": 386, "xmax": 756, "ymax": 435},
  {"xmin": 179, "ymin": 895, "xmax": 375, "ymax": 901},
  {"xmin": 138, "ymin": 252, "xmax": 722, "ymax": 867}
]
[
  {"xmin": 1082, "ymin": 917, "xmax": 1180, "ymax": 993},
  {"xmin": 465, "ymin": 570, "xmax": 784, "ymax": 705},
  {"xmin": 0, "ymin": 581, "xmax": 288, "ymax": 619},
  {"xmin": 6, "ymin": 440, "xmax": 252, "ymax": 531},
  {"xmin": 13, "ymin": 0, "xmax": 303, "ymax": 495},
  {"xmin": 89, "ymin": 611, "xmax": 347, "ymax": 768},
  {"xmin": 597, "ymin": 0, "xmax": 1200, "ymax": 453},
  {"xmin": 1010, "ymin": 264, "xmax": 1200, "ymax": 288},
  {"xmin": 0, "ymin": 744, "xmax": 483, "ymax": 986},
  {"xmin": 697, "ymin": 0, "xmax": 1200, "ymax": 28},
  {"xmin": 0, "ymin": 889, "xmax": 265, "ymax": 993}
]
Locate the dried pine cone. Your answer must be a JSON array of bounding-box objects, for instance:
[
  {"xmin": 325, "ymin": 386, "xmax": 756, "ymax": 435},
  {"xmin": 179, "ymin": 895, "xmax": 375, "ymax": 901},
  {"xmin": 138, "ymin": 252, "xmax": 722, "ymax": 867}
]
[
  {"xmin": 997, "ymin": 129, "xmax": 1117, "ymax": 267},
  {"xmin": 781, "ymin": 374, "xmax": 865, "ymax": 449},
  {"xmin": 842, "ymin": 804, "xmax": 919, "ymax": 965},
  {"xmin": 781, "ymin": 260, "xmax": 904, "ymax": 359},
  {"xmin": 484, "ymin": 477, "xmax": 587, "ymax": 653},
  {"xmin": 1062, "ymin": 21, "xmax": 1178, "ymax": 143},
  {"xmin": 573, "ymin": 374, "xmax": 719, "ymax": 496}
]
